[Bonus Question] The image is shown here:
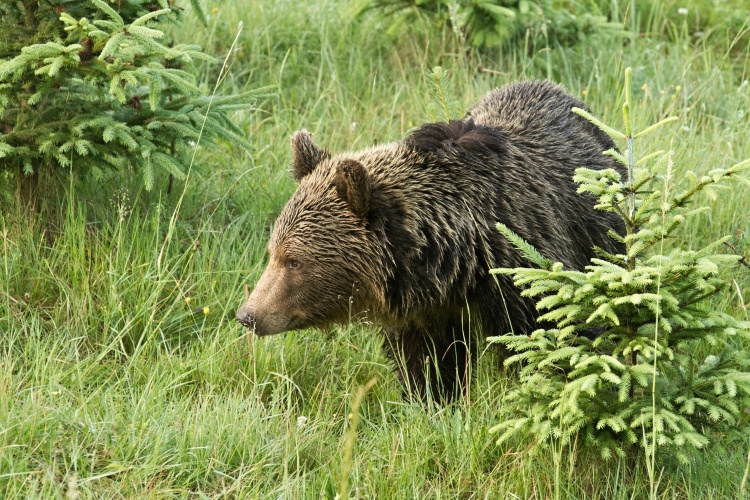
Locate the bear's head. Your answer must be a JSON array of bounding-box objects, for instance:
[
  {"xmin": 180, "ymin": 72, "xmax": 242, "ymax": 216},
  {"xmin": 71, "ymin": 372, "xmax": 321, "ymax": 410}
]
[{"xmin": 236, "ymin": 130, "xmax": 386, "ymax": 336}]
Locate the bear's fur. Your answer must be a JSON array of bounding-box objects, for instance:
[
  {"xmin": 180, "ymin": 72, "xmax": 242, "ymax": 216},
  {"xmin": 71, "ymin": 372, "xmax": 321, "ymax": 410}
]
[{"xmin": 236, "ymin": 81, "xmax": 624, "ymax": 401}]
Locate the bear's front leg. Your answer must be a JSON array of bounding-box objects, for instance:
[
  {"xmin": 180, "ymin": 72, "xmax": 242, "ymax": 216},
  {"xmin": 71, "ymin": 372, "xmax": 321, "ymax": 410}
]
[{"xmin": 382, "ymin": 324, "xmax": 469, "ymax": 403}]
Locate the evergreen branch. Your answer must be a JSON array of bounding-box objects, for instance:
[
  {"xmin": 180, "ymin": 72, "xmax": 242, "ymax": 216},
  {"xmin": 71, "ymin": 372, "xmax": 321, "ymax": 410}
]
[
  {"xmin": 127, "ymin": 25, "xmax": 165, "ymax": 39},
  {"xmin": 572, "ymin": 107, "xmax": 626, "ymax": 140},
  {"xmin": 427, "ymin": 66, "xmax": 451, "ymax": 122},
  {"xmin": 130, "ymin": 8, "xmax": 171, "ymax": 27},
  {"xmin": 633, "ymin": 116, "xmax": 678, "ymax": 139},
  {"xmin": 426, "ymin": 66, "xmax": 459, "ymax": 122},
  {"xmin": 92, "ymin": 0, "xmax": 124, "ymax": 26},
  {"xmin": 603, "ymin": 148, "xmax": 627, "ymax": 165},
  {"xmin": 496, "ymin": 223, "xmax": 553, "ymax": 269},
  {"xmin": 99, "ymin": 32, "xmax": 125, "ymax": 59}
]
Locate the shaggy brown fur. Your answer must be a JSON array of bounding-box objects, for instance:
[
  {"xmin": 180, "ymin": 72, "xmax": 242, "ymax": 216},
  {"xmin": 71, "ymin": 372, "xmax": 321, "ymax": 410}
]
[{"xmin": 236, "ymin": 81, "xmax": 625, "ymax": 401}]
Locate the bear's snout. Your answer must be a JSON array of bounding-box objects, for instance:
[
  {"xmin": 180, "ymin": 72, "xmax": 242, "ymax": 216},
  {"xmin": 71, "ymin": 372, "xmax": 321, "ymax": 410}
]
[
  {"xmin": 235, "ymin": 306, "xmax": 257, "ymax": 330},
  {"xmin": 236, "ymin": 270, "xmax": 297, "ymax": 337}
]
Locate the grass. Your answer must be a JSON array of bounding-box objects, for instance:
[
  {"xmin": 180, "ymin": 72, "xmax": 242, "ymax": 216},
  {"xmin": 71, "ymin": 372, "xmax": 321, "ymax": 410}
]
[{"xmin": 1, "ymin": 0, "xmax": 750, "ymax": 497}]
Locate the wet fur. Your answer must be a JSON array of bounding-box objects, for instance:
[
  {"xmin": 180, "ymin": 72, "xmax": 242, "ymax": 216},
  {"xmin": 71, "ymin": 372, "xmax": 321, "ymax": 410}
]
[{"xmin": 239, "ymin": 81, "xmax": 625, "ymax": 401}]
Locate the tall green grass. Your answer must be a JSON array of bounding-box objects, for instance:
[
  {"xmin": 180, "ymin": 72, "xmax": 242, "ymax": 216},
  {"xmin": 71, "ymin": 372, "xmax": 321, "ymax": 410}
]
[{"xmin": 1, "ymin": 0, "xmax": 749, "ymax": 496}]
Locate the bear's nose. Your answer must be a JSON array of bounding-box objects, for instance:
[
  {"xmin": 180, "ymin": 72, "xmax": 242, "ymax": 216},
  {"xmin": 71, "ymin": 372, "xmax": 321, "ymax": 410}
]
[{"xmin": 235, "ymin": 308, "xmax": 257, "ymax": 330}]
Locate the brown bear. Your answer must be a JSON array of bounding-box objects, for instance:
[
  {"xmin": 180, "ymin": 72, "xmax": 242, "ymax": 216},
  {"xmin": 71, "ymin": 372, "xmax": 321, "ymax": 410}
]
[{"xmin": 236, "ymin": 81, "xmax": 624, "ymax": 401}]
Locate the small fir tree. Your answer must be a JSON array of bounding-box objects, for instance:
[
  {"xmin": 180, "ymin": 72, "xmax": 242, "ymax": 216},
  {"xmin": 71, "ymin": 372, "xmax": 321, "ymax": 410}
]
[
  {"xmin": 0, "ymin": 0, "xmax": 272, "ymax": 198},
  {"xmin": 425, "ymin": 66, "xmax": 462, "ymax": 123},
  {"xmin": 489, "ymin": 68, "xmax": 750, "ymax": 464}
]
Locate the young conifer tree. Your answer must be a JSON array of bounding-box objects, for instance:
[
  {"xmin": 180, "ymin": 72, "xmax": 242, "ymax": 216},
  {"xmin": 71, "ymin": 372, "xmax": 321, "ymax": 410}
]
[
  {"xmin": 0, "ymin": 0, "xmax": 271, "ymax": 198},
  {"xmin": 490, "ymin": 68, "xmax": 750, "ymax": 464}
]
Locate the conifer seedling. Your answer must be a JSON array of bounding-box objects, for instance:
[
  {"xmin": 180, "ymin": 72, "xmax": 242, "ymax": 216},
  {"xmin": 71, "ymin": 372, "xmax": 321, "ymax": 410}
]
[
  {"xmin": 490, "ymin": 68, "xmax": 750, "ymax": 464},
  {"xmin": 0, "ymin": 0, "xmax": 273, "ymax": 199}
]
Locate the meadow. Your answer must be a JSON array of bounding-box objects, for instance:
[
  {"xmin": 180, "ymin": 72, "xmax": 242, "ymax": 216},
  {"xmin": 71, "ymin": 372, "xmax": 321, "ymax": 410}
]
[{"xmin": 1, "ymin": 0, "xmax": 750, "ymax": 497}]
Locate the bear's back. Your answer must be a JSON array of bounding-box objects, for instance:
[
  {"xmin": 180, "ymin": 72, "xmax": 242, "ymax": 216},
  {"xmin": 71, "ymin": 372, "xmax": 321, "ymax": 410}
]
[{"xmin": 466, "ymin": 80, "xmax": 615, "ymax": 153}]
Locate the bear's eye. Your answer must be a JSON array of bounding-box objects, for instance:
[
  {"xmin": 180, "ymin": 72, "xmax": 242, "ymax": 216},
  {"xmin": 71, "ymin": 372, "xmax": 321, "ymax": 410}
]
[{"xmin": 286, "ymin": 259, "xmax": 301, "ymax": 270}]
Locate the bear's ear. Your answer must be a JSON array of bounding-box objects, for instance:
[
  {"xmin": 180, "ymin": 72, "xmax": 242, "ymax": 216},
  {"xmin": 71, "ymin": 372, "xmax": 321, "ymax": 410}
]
[
  {"xmin": 406, "ymin": 119, "xmax": 506, "ymax": 157},
  {"xmin": 334, "ymin": 160, "xmax": 371, "ymax": 220},
  {"xmin": 291, "ymin": 130, "xmax": 331, "ymax": 181}
]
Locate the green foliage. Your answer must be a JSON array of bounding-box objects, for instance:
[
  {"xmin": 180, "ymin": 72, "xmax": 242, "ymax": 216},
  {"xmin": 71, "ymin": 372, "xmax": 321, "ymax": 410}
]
[
  {"xmin": 425, "ymin": 65, "xmax": 462, "ymax": 122},
  {"xmin": 0, "ymin": 0, "xmax": 273, "ymax": 192},
  {"xmin": 2, "ymin": 0, "xmax": 750, "ymax": 495},
  {"xmin": 497, "ymin": 222, "xmax": 553, "ymax": 270},
  {"xmin": 489, "ymin": 68, "xmax": 750, "ymax": 463},
  {"xmin": 598, "ymin": 0, "xmax": 750, "ymax": 51},
  {"xmin": 359, "ymin": 0, "xmax": 624, "ymax": 49}
]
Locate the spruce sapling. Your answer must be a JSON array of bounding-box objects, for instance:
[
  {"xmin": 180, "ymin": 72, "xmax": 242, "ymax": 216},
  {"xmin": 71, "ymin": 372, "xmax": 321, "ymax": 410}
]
[{"xmin": 489, "ymin": 68, "xmax": 750, "ymax": 464}]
